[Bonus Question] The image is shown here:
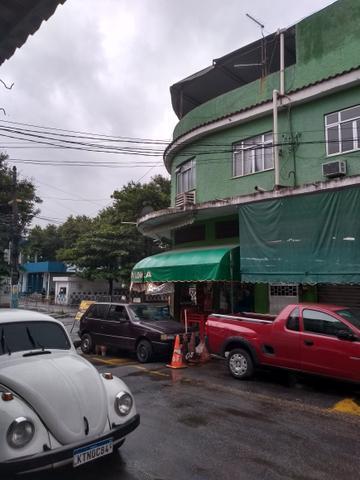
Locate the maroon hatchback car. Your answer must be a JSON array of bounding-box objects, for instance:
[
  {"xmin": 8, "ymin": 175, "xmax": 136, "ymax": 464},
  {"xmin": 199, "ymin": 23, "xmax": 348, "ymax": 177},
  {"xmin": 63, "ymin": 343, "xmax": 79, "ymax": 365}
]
[{"xmin": 79, "ymin": 302, "xmax": 185, "ymax": 363}]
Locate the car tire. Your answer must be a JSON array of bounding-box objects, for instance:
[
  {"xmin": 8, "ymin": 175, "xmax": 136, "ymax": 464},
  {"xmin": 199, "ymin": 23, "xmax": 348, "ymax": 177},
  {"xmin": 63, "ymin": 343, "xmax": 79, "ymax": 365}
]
[
  {"xmin": 136, "ymin": 339, "xmax": 153, "ymax": 363},
  {"xmin": 80, "ymin": 333, "xmax": 95, "ymax": 354},
  {"xmin": 227, "ymin": 348, "xmax": 254, "ymax": 380}
]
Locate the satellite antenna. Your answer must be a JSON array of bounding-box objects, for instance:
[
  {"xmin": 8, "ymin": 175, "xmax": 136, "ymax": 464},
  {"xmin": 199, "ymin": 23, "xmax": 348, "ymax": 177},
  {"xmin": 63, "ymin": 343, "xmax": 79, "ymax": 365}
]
[{"xmin": 234, "ymin": 13, "xmax": 267, "ymax": 77}]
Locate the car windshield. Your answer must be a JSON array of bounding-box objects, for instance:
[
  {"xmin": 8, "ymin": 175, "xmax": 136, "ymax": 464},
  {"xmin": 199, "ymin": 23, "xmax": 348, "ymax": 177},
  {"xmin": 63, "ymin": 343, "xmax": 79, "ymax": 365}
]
[
  {"xmin": 336, "ymin": 309, "xmax": 360, "ymax": 330},
  {"xmin": 0, "ymin": 321, "xmax": 71, "ymax": 356},
  {"xmin": 129, "ymin": 305, "xmax": 172, "ymax": 322}
]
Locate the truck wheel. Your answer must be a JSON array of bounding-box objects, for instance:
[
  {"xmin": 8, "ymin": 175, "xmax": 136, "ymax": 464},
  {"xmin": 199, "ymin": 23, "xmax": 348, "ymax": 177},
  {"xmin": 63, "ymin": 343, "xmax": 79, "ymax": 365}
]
[
  {"xmin": 80, "ymin": 333, "xmax": 94, "ymax": 354},
  {"xmin": 227, "ymin": 348, "xmax": 254, "ymax": 379},
  {"xmin": 136, "ymin": 339, "xmax": 153, "ymax": 363}
]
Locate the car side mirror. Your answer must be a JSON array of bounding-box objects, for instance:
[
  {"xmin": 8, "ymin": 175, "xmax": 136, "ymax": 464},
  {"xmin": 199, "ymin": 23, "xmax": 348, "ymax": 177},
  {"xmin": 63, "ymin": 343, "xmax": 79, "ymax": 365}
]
[
  {"xmin": 73, "ymin": 340, "xmax": 81, "ymax": 349},
  {"xmin": 336, "ymin": 330, "xmax": 357, "ymax": 341}
]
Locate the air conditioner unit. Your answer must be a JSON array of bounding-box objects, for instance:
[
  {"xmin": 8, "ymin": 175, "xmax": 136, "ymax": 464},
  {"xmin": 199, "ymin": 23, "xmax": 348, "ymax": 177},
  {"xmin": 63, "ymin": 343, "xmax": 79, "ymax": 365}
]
[
  {"xmin": 175, "ymin": 191, "xmax": 196, "ymax": 208},
  {"xmin": 322, "ymin": 160, "xmax": 346, "ymax": 178}
]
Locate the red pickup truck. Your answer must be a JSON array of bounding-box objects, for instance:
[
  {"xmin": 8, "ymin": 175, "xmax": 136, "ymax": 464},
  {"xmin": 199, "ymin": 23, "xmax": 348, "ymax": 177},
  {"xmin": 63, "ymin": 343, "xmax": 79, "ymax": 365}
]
[{"xmin": 206, "ymin": 304, "xmax": 360, "ymax": 383}]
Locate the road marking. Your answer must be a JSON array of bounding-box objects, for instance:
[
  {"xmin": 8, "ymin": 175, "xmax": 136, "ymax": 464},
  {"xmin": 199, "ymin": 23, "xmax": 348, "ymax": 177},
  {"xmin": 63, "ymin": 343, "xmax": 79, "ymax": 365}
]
[
  {"xmin": 330, "ymin": 399, "xmax": 360, "ymax": 416},
  {"xmin": 86, "ymin": 356, "xmax": 136, "ymax": 366},
  {"xmin": 132, "ymin": 365, "xmax": 169, "ymax": 377}
]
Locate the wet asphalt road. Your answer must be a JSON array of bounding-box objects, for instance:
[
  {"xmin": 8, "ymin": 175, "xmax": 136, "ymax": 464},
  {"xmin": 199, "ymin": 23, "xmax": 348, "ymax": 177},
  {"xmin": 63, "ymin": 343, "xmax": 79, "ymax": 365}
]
[{"xmin": 11, "ymin": 318, "xmax": 360, "ymax": 480}]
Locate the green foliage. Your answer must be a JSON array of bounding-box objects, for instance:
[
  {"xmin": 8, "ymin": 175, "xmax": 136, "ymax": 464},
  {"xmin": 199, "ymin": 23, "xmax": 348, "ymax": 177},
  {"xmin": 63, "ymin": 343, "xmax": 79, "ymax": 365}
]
[
  {"xmin": 24, "ymin": 215, "xmax": 93, "ymax": 262},
  {"xmin": 57, "ymin": 175, "xmax": 171, "ymax": 293},
  {"xmin": 0, "ymin": 155, "xmax": 41, "ymax": 276}
]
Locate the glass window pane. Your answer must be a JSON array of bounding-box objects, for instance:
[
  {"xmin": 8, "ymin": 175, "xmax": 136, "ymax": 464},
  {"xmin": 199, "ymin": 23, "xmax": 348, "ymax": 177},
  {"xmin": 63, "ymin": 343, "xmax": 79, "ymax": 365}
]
[
  {"xmin": 183, "ymin": 169, "xmax": 190, "ymax": 192},
  {"xmin": 303, "ymin": 309, "xmax": 347, "ymax": 336},
  {"xmin": 327, "ymin": 126, "xmax": 340, "ymax": 154},
  {"xmin": 340, "ymin": 105, "xmax": 360, "ymax": 122},
  {"xmin": 243, "ymin": 150, "xmax": 252, "ymax": 175},
  {"xmin": 264, "ymin": 145, "xmax": 273, "ymax": 169},
  {"xmin": 341, "ymin": 121, "xmax": 354, "ymax": 152},
  {"xmin": 264, "ymin": 132, "xmax": 273, "ymax": 142},
  {"xmin": 234, "ymin": 151, "xmax": 243, "ymax": 177},
  {"xmin": 254, "ymin": 148, "xmax": 262, "ymax": 171},
  {"xmin": 325, "ymin": 112, "xmax": 338, "ymax": 125}
]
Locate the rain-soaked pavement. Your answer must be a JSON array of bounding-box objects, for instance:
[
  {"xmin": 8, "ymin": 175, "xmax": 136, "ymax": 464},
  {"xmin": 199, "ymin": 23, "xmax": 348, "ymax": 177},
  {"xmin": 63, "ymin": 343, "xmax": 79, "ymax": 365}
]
[{"xmin": 10, "ymin": 318, "xmax": 360, "ymax": 480}]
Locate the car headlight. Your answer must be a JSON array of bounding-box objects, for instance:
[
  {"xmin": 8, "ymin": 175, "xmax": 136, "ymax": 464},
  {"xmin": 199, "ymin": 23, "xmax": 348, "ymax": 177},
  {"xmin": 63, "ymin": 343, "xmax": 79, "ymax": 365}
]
[
  {"xmin": 114, "ymin": 392, "xmax": 133, "ymax": 416},
  {"xmin": 7, "ymin": 417, "xmax": 35, "ymax": 449}
]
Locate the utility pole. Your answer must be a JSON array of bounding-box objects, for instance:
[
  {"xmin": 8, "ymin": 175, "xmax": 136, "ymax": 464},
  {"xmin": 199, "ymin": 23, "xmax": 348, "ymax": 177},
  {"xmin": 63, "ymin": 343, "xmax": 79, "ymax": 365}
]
[{"xmin": 9, "ymin": 166, "xmax": 19, "ymax": 308}]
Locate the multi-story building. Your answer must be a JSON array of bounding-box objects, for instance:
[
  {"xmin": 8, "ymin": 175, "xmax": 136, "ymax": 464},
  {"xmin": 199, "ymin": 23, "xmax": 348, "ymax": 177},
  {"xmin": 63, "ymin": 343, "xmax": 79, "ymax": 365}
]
[{"xmin": 132, "ymin": 0, "xmax": 360, "ymax": 316}]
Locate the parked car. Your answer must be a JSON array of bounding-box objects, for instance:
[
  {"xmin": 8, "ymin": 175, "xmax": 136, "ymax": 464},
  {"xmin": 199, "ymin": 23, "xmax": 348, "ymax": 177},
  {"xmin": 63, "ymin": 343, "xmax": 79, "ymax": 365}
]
[
  {"xmin": 79, "ymin": 302, "xmax": 186, "ymax": 363},
  {"xmin": 0, "ymin": 309, "xmax": 140, "ymax": 475},
  {"xmin": 206, "ymin": 303, "xmax": 360, "ymax": 383}
]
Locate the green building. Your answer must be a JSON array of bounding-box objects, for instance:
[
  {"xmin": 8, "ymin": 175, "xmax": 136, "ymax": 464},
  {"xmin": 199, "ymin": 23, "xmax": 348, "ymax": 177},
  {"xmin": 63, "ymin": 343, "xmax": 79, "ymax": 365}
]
[{"xmin": 133, "ymin": 0, "xmax": 360, "ymax": 316}]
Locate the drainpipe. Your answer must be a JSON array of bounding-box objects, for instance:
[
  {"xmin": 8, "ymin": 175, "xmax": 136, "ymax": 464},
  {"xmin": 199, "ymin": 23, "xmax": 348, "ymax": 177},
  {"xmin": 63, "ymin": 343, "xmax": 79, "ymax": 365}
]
[
  {"xmin": 273, "ymin": 28, "xmax": 287, "ymax": 188},
  {"xmin": 273, "ymin": 89, "xmax": 280, "ymax": 187}
]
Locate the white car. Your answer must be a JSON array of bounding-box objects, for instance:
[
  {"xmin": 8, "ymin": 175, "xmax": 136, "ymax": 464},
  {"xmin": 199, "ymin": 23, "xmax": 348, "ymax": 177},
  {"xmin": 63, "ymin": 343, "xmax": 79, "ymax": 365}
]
[{"xmin": 0, "ymin": 309, "xmax": 140, "ymax": 475}]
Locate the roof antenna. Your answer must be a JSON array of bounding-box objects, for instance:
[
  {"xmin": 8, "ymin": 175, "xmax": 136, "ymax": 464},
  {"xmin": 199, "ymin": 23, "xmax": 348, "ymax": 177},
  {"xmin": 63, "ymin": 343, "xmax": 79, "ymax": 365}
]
[{"xmin": 234, "ymin": 13, "xmax": 267, "ymax": 77}]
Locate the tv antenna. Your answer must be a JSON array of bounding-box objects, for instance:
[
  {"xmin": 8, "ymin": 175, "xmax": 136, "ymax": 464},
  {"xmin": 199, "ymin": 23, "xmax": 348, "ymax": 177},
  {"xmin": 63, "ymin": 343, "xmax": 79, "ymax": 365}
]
[{"xmin": 234, "ymin": 13, "xmax": 267, "ymax": 77}]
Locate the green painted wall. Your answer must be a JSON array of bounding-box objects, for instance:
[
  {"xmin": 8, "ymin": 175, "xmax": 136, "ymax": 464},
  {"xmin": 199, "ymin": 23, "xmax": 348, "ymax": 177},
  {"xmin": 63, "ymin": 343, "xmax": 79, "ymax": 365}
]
[
  {"xmin": 171, "ymin": 85, "xmax": 360, "ymax": 205},
  {"xmin": 172, "ymin": 0, "xmax": 360, "ymax": 141},
  {"xmin": 254, "ymin": 284, "xmax": 269, "ymax": 313}
]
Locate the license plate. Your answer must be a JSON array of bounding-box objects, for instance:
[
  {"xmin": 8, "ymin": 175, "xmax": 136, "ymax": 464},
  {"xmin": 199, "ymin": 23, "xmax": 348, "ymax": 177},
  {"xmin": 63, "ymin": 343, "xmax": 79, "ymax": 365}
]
[{"xmin": 73, "ymin": 438, "xmax": 113, "ymax": 467}]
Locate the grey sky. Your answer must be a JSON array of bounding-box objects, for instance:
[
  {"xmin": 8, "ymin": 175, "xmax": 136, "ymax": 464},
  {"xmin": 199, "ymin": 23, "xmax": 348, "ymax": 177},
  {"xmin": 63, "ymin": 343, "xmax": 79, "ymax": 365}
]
[{"xmin": 0, "ymin": 0, "xmax": 336, "ymax": 225}]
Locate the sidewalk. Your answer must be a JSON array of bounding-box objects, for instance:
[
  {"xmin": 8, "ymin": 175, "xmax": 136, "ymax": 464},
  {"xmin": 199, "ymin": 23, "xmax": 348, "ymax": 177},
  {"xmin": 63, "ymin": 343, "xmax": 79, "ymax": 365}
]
[{"xmin": 18, "ymin": 300, "xmax": 78, "ymax": 319}]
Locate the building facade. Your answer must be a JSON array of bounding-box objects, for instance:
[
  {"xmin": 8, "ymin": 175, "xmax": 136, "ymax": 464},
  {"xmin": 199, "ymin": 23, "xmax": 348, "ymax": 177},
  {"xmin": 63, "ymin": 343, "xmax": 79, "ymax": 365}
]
[{"xmin": 133, "ymin": 0, "xmax": 360, "ymax": 316}]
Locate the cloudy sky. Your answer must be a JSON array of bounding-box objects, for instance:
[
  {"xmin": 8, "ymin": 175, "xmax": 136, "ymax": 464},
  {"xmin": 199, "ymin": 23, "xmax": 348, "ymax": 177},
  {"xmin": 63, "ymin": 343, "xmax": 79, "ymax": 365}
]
[{"xmin": 0, "ymin": 0, "xmax": 336, "ymax": 225}]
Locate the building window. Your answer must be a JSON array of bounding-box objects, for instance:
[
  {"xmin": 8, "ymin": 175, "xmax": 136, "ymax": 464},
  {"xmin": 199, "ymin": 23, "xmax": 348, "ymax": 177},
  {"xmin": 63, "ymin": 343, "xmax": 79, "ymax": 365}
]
[
  {"xmin": 325, "ymin": 105, "xmax": 360, "ymax": 156},
  {"xmin": 233, "ymin": 132, "xmax": 273, "ymax": 177},
  {"xmin": 215, "ymin": 220, "xmax": 239, "ymax": 239},
  {"xmin": 174, "ymin": 224, "xmax": 205, "ymax": 244},
  {"xmin": 176, "ymin": 158, "xmax": 196, "ymax": 194}
]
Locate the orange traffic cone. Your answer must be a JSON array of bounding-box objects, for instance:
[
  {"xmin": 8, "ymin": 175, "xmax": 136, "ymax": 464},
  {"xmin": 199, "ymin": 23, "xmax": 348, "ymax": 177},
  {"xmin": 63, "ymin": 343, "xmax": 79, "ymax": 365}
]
[{"xmin": 166, "ymin": 335, "xmax": 187, "ymax": 369}]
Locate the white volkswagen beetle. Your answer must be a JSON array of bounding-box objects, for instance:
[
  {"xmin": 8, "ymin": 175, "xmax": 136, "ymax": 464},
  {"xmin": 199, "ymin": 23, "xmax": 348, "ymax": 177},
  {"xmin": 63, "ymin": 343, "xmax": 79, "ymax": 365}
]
[{"xmin": 0, "ymin": 309, "xmax": 140, "ymax": 475}]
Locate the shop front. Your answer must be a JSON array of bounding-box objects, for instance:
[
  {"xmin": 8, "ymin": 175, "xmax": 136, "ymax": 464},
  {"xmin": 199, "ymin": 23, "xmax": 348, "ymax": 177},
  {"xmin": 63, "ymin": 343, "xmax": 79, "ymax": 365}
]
[{"xmin": 131, "ymin": 245, "xmax": 251, "ymax": 336}]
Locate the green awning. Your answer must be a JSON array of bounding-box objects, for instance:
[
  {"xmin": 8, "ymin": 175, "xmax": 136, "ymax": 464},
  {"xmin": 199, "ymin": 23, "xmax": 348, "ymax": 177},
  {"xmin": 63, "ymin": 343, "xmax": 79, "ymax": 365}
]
[
  {"xmin": 131, "ymin": 246, "xmax": 239, "ymax": 283},
  {"xmin": 239, "ymin": 187, "xmax": 360, "ymax": 284}
]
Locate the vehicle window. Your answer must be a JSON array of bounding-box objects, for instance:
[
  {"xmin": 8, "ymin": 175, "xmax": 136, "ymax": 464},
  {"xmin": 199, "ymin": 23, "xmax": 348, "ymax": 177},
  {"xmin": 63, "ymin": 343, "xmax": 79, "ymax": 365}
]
[
  {"xmin": 286, "ymin": 307, "xmax": 299, "ymax": 331},
  {"xmin": 0, "ymin": 321, "xmax": 70, "ymax": 355},
  {"xmin": 336, "ymin": 308, "xmax": 360, "ymax": 330},
  {"xmin": 86, "ymin": 304, "xmax": 109, "ymax": 319},
  {"xmin": 302, "ymin": 309, "xmax": 351, "ymax": 337},
  {"xmin": 108, "ymin": 305, "xmax": 128, "ymax": 321},
  {"xmin": 129, "ymin": 305, "xmax": 172, "ymax": 322}
]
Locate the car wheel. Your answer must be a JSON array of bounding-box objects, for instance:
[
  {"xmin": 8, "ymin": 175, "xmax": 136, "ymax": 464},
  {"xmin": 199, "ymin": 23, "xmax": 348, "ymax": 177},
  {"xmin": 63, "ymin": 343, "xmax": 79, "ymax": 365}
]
[
  {"xmin": 136, "ymin": 339, "xmax": 153, "ymax": 363},
  {"xmin": 227, "ymin": 348, "xmax": 254, "ymax": 379},
  {"xmin": 81, "ymin": 333, "xmax": 94, "ymax": 354}
]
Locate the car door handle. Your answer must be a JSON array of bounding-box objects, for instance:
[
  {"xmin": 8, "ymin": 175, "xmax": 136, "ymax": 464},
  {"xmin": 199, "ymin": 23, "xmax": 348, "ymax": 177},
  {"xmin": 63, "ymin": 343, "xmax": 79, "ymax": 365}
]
[{"xmin": 304, "ymin": 340, "xmax": 314, "ymax": 347}]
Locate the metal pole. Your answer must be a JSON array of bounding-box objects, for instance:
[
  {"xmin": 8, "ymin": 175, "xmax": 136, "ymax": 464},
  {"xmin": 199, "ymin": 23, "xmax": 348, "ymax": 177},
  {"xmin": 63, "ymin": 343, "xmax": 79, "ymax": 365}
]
[{"xmin": 10, "ymin": 166, "xmax": 19, "ymax": 308}]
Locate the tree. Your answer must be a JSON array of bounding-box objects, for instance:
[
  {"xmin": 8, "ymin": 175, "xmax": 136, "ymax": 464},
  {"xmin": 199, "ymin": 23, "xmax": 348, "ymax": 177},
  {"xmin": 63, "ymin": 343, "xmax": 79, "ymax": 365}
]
[
  {"xmin": 58, "ymin": 175, "xmax": 171, "ymax": 295},
  {"xmin": 0, "ymin": 155, "xmax": 41, "ymax": 277},
  {"xmin": 24, "ymin": 215, "xmax": 93, "ymax": 262}
]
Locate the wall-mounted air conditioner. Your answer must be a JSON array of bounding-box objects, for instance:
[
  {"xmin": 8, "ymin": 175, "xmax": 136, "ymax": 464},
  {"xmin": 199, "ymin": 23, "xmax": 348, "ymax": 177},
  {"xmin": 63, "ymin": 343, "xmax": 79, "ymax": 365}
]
[
  {"xmin": 175, "ymin": 191, "xmax": 196, "ymax": 208},
  {"xmin": 322, "ymin": 160, "xmax": 346, "ymax": 178}
]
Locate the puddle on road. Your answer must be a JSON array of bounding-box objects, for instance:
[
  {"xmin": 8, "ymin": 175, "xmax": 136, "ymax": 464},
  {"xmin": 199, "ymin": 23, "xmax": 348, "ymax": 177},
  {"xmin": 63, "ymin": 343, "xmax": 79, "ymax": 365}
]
[{"xmin": 178, "ymin": 414, "xmax": 208, "ymax": 428}]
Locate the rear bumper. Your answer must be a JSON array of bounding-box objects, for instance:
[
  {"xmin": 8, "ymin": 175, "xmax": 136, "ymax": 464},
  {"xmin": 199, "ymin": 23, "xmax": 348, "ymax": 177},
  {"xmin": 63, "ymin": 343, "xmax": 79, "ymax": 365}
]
[{"xmin": 1, "ymin": 413, "xmax": 140, "ymax": 474}]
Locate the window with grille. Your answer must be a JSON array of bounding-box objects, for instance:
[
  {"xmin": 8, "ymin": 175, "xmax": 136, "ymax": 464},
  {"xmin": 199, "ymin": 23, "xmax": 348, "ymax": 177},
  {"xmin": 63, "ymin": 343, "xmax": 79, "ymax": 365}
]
[
  {"xmin": 176, "ymin": 158, "xmax": 196, "ymax": 194},
  {"xmin": 233, "ymin": 132, "xmax": 273, "ymax": 177},
  {"xmin": 325, "ymin": 105, "xmax": 360, "ymax": 156}
]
